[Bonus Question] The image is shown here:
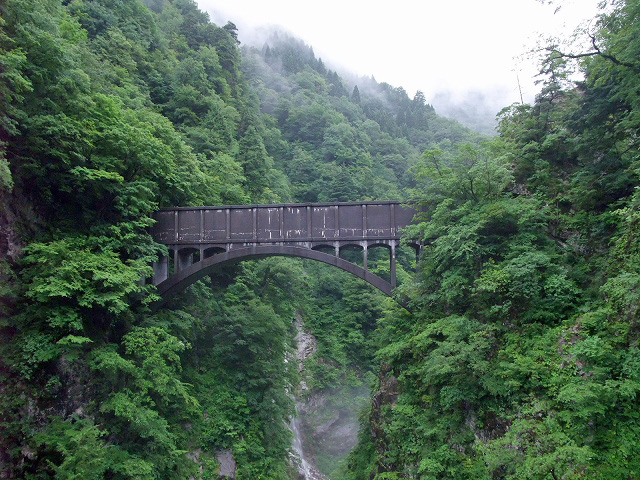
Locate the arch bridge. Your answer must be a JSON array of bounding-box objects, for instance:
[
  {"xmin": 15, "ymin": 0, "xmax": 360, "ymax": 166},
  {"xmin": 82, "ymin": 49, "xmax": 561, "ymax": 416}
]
[{"xmin": 150, "ymin": 201, "xmax": 419, "ymax": 307}]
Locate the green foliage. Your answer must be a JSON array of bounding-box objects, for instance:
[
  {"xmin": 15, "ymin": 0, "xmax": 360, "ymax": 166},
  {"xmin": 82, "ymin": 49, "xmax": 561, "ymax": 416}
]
[
  {"xmin": 8, "ymin": 0, "xmax": 640, "ymax": 478},
  {"xmin": 34, "ymin": 418, "xmax": 157, "ymax": 480},
  {"xmin": 409, "ymin": 141, "xmax": 512, "ymax": 208},
  {"xmin": 347, "ymin": 2, "xmax": 640, "ymax": 478},
  {"xmin": 242, "ymin": 34, "xmax": 481, "ymax": 206},
  {"xmin": 22, "ymin": 237, "xmax": 150, "ymax": 317},
  {"xmin": 238, "ymin": 125, "xmax": 275, "ymax": 200},
  {"xmin": 173, "ymin": 260, "xmax": 300, "ymax": 478},
  {"xmin": 0, "ymin": 0, "xmax": 294, "ymax": 476},
  {"xmin": 0, "ymin": 0, "xmax": 482, "ymax": 472}
]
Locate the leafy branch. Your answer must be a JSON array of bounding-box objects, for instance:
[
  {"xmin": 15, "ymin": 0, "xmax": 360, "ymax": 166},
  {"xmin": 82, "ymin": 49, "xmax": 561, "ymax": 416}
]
[{"xmin": 547, "ymin": 33, "xmax": 638, "ymax": 71}]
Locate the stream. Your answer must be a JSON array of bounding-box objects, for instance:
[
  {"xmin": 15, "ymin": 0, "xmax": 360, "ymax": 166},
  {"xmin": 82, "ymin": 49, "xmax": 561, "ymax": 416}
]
[
  {"xmin": 290, "ymin": 314, "xmax": 368, "ymax": 479},
  {"xmin": 290, "ymin": 403, "xmax": 325, "ymax": 480},
  {"xmin": 290, "ymin": 313, "xmax": 326, "ymax": 479}
]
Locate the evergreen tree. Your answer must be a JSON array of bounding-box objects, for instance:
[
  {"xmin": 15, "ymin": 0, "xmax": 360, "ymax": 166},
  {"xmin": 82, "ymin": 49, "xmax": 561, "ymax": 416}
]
[{"xmin": 351, "ymin": 84, "xmax": 361, "ymax": 104}]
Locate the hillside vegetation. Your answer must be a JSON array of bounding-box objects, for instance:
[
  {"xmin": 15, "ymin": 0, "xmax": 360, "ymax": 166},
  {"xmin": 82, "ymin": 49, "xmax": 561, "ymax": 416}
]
[
  {"xmin": 0, "ymin": 0, "xmax": 639, "ymax": 479},
  {"xmin": 346, "ymin": 1, "xmax": 640, "ymax": 478}
]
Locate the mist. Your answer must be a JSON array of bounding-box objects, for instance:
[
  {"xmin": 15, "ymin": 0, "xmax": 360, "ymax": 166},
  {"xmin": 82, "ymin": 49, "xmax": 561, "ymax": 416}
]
[{"xmin": 201, "ymin": 0, "xmax": 601, "ymax": 134}]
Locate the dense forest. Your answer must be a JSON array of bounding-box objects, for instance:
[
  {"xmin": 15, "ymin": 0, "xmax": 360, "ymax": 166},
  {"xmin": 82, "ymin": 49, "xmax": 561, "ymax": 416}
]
[{"xmin": 1, "ymin": 0, "xmax": 639, "ymax": 479}]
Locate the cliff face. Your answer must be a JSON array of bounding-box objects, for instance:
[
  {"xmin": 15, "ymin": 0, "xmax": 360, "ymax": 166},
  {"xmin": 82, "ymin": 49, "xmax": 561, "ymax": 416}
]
[
  {"xmin": 293, "ymin": 313, "xmax": 370, "ymax": 478},
  {"xmin": 297, "ymin": 384, "xmax": 369, "ymax": 476},
  {"xmin": 0, "ymin": 193, "xmax": 17, "ymax": 324},
  {"xmin": 0, "ymin": 189, "xmax": 93, "ymax": 475},
  {"xmin": 0, "ymin": 191, "xmax": 24, "ymax": 264}
]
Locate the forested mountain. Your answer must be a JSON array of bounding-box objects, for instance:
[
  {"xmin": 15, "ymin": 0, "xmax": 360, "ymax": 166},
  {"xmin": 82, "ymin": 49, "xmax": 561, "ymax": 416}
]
[
  {"xmin": 345, "ymin": 1, "xmax": 640, "ymax": 478},
  {"xmin": 0, "ymin": 0, "xmax": 475, "ymax": 477},
  {"xmin": 1, "ymin": 0, "xmax": 639, "ymax": 479}
]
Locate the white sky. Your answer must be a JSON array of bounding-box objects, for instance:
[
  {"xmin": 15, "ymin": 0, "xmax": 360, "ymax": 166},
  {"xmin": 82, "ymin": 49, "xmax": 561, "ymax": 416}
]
[{"xmin": 196, "ymin": 0, "xmax": 601, "ymax": 107}]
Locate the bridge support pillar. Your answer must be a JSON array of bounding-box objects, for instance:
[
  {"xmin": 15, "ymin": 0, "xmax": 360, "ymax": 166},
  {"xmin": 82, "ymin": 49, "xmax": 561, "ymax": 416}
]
[
  {"xmin": 176, "ymin": 250, "xmax": 193, "ymax": 272},
  {"xmin": 152, "ymin": 256, "xmax": 169, "ymax": 286},
  {"xmin": 363, "ymin": 244, "xmax": 368, "ymax": 272},
  {"xmin": 390, "ymin": 244, "xmax": 396, "ymax": 289}
]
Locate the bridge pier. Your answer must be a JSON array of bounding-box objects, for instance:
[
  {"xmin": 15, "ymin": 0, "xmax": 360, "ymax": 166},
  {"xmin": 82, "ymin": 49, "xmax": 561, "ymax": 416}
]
[
  {"xmin": 176, "ymin": 249, "xmax": 194, "ymax": 272},
  {"xmin": 390, "ymin": 244, "xmax": 396, "ymax": 289},
  {"xmin": 152, "ymin": 256, "xmax": 168, "ymax": 286},
  {"xmin": 363, "ymin": 243, "xmax": 368, "ymax": 272}
]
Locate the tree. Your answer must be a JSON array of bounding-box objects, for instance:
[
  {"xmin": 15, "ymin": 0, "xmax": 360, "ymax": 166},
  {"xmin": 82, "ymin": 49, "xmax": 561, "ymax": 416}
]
[
  {"xmin": 237, "ymin": 125, "xmax": 274, "ymax": 199},
  {"xmin": 351, "ymin": 85, "xmax": 361, "ymax": 104},
  {"xmin": 223, "ymin": 20, "xmax": 239, "ymax": 44}
]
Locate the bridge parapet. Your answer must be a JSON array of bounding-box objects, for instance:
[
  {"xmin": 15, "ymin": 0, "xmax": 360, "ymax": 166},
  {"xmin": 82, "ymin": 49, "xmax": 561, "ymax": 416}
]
[
  {"xmin": 152, "ymin": 201, "xmax": 415, "ymax": 246},
  {"xmin": 150, "ymin": 201, "xmax": 419, "ymax": 306}
]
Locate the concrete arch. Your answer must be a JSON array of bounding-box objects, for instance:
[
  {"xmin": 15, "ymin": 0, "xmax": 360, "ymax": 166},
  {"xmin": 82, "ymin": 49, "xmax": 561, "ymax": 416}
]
[{"xmin": 152, "ymin": 245, "xmax": 394, "ymax": 310}]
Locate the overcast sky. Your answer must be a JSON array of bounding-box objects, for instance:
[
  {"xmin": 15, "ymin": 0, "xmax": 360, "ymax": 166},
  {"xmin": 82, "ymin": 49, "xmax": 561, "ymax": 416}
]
[{"xmin": 196, "ymin": 0, "xmax": 601, "ymax": 108}]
